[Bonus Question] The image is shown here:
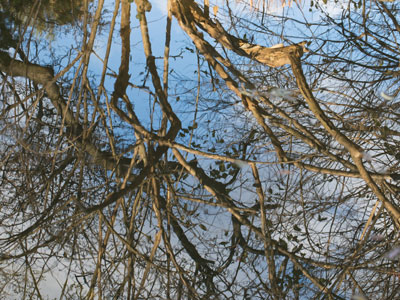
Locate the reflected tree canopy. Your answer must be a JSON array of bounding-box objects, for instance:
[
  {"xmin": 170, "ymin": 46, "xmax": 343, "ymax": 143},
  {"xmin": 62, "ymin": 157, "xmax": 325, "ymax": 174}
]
[
  {"xmin": 0, "ymin": 0, "xmax": 89, "ymax": 25},
  {"xmin": 0, "ymin": 0, "xmax": 400, "ymax": 299}
]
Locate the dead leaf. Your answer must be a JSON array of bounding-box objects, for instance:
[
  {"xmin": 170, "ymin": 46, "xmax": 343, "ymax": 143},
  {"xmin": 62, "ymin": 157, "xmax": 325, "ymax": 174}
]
[{"xmin": 213, "ymin": 5, "xmax": 218, "ymax": 17}]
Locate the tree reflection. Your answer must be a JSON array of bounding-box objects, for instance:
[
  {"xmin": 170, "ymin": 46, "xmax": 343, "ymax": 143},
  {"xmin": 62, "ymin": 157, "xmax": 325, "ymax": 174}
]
[{"xmin": 0, "ymin": 0, "xmax": 400, "ymax": 299}]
